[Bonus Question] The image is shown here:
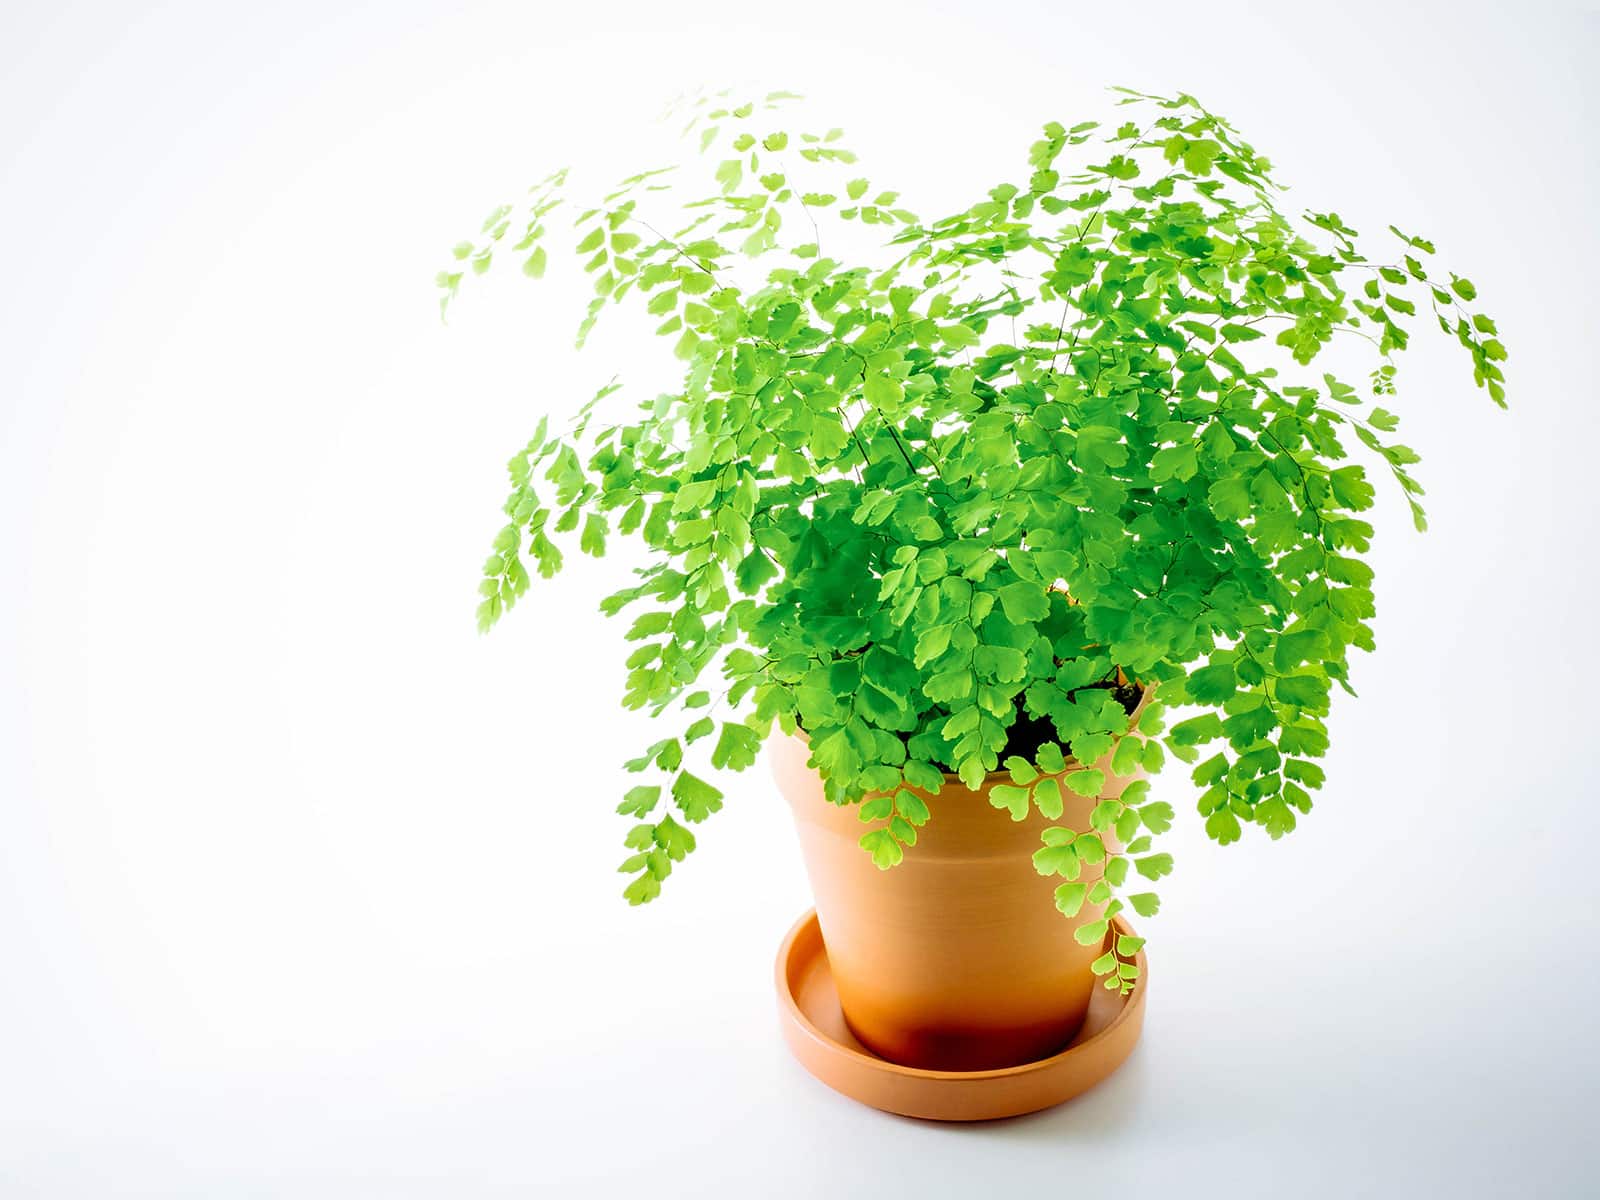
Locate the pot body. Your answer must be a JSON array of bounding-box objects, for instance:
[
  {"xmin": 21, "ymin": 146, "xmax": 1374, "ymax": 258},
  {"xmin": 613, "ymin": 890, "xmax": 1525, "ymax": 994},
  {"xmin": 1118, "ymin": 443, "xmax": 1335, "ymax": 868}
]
[{"xmin": 770, "ymin": 726, "xmax": 1145, "ymax": 1072}]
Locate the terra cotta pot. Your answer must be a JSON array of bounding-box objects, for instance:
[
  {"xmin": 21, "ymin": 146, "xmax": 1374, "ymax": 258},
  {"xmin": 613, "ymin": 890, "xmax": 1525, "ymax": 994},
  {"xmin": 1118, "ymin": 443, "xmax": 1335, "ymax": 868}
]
[{"xmin": 769, "ymin": 694, "xmax": 1148, "ymax": 1073}]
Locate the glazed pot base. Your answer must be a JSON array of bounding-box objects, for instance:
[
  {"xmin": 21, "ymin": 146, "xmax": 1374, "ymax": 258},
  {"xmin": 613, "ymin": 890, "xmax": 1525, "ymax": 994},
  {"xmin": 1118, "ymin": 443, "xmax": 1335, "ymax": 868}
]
[{"xmin": 775, "ymin": 909, "xmax": 1147, "ymax": 1122}]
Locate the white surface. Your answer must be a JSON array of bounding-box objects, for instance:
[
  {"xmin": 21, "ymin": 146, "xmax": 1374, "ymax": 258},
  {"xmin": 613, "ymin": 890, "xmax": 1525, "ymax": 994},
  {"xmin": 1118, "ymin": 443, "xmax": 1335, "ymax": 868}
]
[{"xmin": 3, "ymin": 1, "xmax": 1598, "ymax": 1196}]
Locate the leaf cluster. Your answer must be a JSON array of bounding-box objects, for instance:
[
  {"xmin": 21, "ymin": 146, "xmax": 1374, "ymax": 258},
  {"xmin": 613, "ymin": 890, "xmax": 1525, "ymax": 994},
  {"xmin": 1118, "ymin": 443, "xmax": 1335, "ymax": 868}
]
[{"xmin": 447, "ymin": 87, "xmax": 1507, "ymax": 990}]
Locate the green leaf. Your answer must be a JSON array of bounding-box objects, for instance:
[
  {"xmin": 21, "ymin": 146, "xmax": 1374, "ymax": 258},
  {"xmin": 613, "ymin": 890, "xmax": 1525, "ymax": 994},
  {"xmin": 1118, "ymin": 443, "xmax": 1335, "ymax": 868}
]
[
  {"xmin": 1186, "ymin": 662, "xmax": 1237, "ymax": 704},
  {"xmin": 894, "ymin": 789, "xmax": 931, "ymax": 826},
  {"xmin": 1134, "ymin": 852, "xmax": 1173, "ymax": 880},
  {"xmin": 1274, "ymin": 628, "xmax": 1328, "ymax": 673},
  {"xmin": 1005, "ymin": 755, "xmax": 1039, "ymax": 785},
  {"xmin": 1033, "ymin": 776, "xmax": 1063, "ymax": 819},
  {"xmin": 711, "ymin": 723, "xmax": 762, "ymax": 771},
  {"xmin": 1054, "ymin": 882, "xmax": 1088, "ymax": 917},
  {"xmin": 735, "ymin": 547, "xmax": 780, "ymax": 595},
  {"xmin": 1111, "ymin": 734, "xmax": 1142, "ymax": 777},
  {"xmin": 998, "ymin": 581, "xmax": 1050, "ymax": 623},
  {"xmin": 925, "ymin": 667, "xmax": 975, "ymax": 703},
  {"xmin": 1181, "ymin": 138, "xmax": 1220, "ymax": 175},
  {"xmin": 1208, "ymin": 475, "xmax": 1251, "ymax": 521},
  {"xmin": 1170, "ymin": 714, "xmax": 1224, "ymax": 746},
  {"xmin": 623, "ymin": 874, "xmax": 661, "ymax": 905},
  {"xmin": 672, "ymin": 771, "xmax": 724, "ymax": 822},
  {"xmin": 1033, "ymin": 843, "xmax": 1079, "ymax": 877},
  {"xmin": 858, "ymin": 794, "xmax": 894, "ymax": 822},
  {"xmin": 1150, "ymin": 442, "xmax": 1198, "ymax": 482},
  {"xmin": 1275, "ymin": 673, "xmax": 1328, "ymax": 710},
  {"xmin": 580, "ymin": 513, "xmax": 607, "ymax": 557},
  {"xmin": 1285, "ymin": 759, "xmax": 1326, "ymax": 789},
  {"xmin": 941, "ymin": 323, "xmax": 980, "ymax": 349},
  {"xmin": 864, "ymin": 373, "xmax": 904, "ymax": 407},
  {"xmin": 1258, "ymin": 795, "xmax": 1297, "ymax": 838},
  {"xmin": 859, "ymin": 828, "xmax": 904, "ymax": 869},
  {"xmin": 1206, "ymin": 808, "xmax": 1242, "ymax": 844},
  {"xmin": 914, "ymin": 624, "xmax": 953, "ymax": 667},
  {"xmin": 975, "ymin": 645, "xmax": 1028, "ymax": 682},
  {"xmin": 655, "ymin": 814, "xmax": 696, "ymax": 860},
  {"xmin": 989, "ymin": 784, "xmax": 1031, "ymax": 821},
  {"xmin": 1072, "ymin": 733, "xmax": 1114, "ymax": 765},
  {"xmin": 1036, "ymin": 743, "xmax": 1066, "ymax": 773},
  {"xmin": 1074, "ymin": 426, "xmax": 1129, "ymax": 472},
  {"xmin": 625, "ymin": 738, "xmax": 682, "ymax": 773},
  {"xmin": 623, "ymin": 823, "xmax": 655, "ymax": 850},
  {"xmin": 617, "ymin": 785, "xmax": 661, "ymax": 816},
  {"xmin": 645, "ymin": 851, "xmax": 674, "ymax": 883},
  {"xmin": 1139, "ymin": 801, "xmax": 1174, "ymax": 834},
  {"xmin": 1064, "ymin": 768, "xmax": 1105, "ymax": 797},
  {"xmin": 1074, "ymin": 918, "xmax": 1109, "ymax": 946},
  {"xmin": 1104, "ymin": 854, "xmax": 1129, "ymax": 887},
  {"xmin": 1090, "ymin": 799, "xmax": 1121, "ymax": 832},
  {"xmin": 1128, "ymin": 892, "xmax": 1161, "ymax": 918}
]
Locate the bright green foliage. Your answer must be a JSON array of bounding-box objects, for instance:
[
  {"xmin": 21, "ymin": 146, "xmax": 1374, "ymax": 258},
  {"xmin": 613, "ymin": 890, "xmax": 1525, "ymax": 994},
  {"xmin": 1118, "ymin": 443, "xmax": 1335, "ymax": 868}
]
[{"xmin": 447, "ymin": 88, "xmax": 1506, "ymax": 991}]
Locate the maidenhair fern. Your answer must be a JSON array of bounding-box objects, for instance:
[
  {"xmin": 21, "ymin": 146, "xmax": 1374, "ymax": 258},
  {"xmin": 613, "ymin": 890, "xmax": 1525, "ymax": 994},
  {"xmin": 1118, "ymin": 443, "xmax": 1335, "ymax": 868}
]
[{"xmin": 445, "ymin": 88, "xmax": 1506, "ymax": 994}]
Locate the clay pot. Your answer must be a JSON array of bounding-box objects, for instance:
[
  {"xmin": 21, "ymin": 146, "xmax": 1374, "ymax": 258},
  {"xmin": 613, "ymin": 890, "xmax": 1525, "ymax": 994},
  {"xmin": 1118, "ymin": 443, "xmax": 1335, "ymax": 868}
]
[{"xmin": 769, "ymin": 694, "xmax": 1149, "ymax": 1073}]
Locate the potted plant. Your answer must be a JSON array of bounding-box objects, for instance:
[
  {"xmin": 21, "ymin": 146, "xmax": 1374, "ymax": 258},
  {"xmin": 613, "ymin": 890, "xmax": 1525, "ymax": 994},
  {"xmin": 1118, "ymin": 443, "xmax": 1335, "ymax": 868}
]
[{"xmin": 443, "ymin": 88, "xmax": 1506, "ymax": 1102}]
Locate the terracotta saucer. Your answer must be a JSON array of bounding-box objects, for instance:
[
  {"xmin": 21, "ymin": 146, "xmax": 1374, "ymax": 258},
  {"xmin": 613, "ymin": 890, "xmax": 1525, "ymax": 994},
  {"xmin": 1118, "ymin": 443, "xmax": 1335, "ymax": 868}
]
[{"xmin": 775, "ymin": 909, "xmax": 1147, "ymax": 1121}]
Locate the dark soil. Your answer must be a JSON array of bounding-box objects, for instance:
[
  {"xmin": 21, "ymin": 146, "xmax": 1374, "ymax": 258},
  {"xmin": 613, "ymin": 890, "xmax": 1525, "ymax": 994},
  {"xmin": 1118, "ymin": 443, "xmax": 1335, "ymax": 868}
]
[
  {"xmin": 997, "ymin": 679, "xmax": 1143, "ymax": 762},
  {"xmin": 799, "ymin": 651, "xmax": 1143, "ymax": 767}
]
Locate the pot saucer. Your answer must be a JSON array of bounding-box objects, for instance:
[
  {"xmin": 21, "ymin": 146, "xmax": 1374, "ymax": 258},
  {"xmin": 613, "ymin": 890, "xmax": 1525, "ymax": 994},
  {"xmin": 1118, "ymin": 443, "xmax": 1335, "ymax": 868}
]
[{"xmin": 775, "ymin": 909, "xmax": 1147, "ymax": 1122}]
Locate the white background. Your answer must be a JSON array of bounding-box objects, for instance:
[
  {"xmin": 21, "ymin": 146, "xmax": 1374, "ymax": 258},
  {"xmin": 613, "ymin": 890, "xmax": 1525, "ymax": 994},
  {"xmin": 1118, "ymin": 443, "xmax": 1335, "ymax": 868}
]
[{"xmin": 4, "ymin": 1, "xmax": 1598, "ymax": 1196}]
